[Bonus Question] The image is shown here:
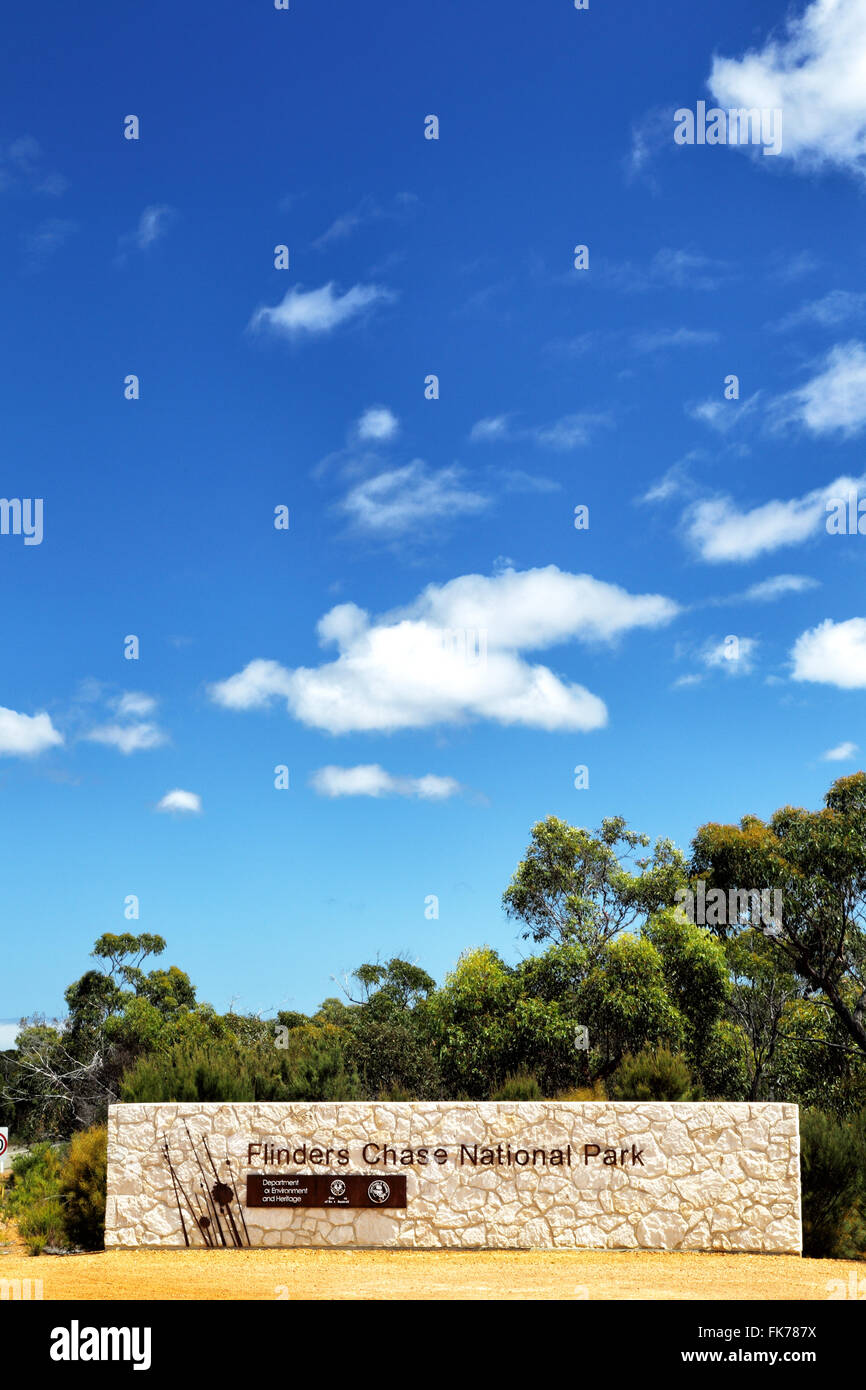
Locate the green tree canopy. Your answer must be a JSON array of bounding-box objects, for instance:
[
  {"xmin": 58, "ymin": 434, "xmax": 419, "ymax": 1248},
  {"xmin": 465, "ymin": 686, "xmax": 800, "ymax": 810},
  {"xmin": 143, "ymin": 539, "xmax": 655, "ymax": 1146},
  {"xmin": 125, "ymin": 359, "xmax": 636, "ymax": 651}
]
[
  {"xmin": 690, "ymin": 772, "xmax": 866, "ymax": 1059},
  {"xmin": 503, "ymin": 815, "xmax": 686, "ymax": 950}
]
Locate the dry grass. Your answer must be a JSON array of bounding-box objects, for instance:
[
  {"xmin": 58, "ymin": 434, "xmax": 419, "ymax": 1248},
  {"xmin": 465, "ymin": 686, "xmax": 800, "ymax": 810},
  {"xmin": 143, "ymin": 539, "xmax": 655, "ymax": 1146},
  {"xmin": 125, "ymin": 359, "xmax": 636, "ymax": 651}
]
[{"xmin": 0, "ymin": 1245, "xmax": 860, "ymax": 1301}]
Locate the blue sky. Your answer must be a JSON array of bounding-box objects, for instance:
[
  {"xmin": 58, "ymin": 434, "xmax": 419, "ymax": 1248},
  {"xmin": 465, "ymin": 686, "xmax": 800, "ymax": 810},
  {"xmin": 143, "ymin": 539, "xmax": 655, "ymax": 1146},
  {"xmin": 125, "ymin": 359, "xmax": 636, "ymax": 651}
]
[{"xmin": 3, "ymin": 0, "xmax": 866, "ymax": 1036}]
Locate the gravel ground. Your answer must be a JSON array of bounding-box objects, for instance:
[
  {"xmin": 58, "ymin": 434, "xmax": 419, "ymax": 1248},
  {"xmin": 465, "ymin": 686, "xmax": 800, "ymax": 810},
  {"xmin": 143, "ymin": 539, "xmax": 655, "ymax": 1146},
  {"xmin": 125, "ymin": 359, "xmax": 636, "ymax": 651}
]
[{"xmin": 0, "ymin": 1246, "xmax": 860, "ymax": 1300}]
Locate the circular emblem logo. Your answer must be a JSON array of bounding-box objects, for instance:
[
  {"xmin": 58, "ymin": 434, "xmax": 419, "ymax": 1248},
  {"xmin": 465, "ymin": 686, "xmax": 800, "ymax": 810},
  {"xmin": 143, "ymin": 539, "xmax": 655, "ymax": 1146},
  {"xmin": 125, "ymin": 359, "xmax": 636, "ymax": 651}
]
[
  {"xmin": 0, "ymin": 1132, "xmax": 7, "ymax": 1158},
  {"xmin": 330, "ymin": 1179, "xmax": 346, "ymax": 1198},
  {"xmin": 367, "ymin": 1179, "xmax": 391, "ymax": 1205}
]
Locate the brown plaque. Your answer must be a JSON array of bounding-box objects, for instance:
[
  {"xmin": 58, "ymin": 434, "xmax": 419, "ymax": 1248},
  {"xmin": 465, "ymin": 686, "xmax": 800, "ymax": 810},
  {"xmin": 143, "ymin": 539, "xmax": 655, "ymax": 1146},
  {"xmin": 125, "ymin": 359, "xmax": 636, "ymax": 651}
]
[{"xmin": 246, "ymin": 1173, "xmax": 407, "ymax": 1209}]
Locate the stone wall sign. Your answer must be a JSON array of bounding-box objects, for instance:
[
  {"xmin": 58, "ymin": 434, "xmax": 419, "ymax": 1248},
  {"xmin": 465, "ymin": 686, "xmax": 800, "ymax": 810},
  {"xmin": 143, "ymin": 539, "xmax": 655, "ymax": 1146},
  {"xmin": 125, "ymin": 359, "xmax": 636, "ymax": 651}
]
[{"xmin": 105, "ymin": 1100, "xmax": 802, "ymax": 1252}]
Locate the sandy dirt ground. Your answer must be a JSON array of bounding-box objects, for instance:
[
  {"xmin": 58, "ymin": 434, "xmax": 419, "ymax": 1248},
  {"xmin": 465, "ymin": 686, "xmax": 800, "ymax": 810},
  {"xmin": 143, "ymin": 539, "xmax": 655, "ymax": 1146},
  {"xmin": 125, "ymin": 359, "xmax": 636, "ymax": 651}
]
[{"xmin": 0, "ymin": 1243, "xmax": 860, "ymax": 1300}]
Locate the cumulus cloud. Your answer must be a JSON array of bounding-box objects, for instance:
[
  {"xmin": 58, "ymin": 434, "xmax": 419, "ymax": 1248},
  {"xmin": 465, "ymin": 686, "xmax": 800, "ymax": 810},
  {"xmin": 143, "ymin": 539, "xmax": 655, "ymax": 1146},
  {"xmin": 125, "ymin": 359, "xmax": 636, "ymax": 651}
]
[
  {"xmin": 86, "ymin": 722, "xmax": 166, "ymax": 754},
  {"xmin": 205, "ymin": 659, "xmax": 295, "ymax": 711},
  {"xmin": 791, "ymin": 617, "xmax": 866, "ymax": 687},
  {"xmin": 822, "ymin": 740, "xmax": 858, "ymax": 761},
  {"xmin": 114, "ymin": 692, "xmax": 157, "ymax": 718},
  {"xmin": 209, "ymin": 566, "xmax": 680, "ymax": 734},
  {"xmin": 83, "ymin": 691, "xmax": 165, "ymax": 753},
  {"xmin": 0, "ymin": 706, "xmax": 63, "ymax": 757},
  {"xmin": 683, "ymin": 474, "xmax": 865, "ymax": 562},
  {"xmin": 357, "ymin": 407, "xmax": 398, "ymax": 442},
  {"xmin": 249, "ymin": 282, "xmax": 393, "ymax": 338},
  {"xmin": 155, "ymin": 788, "xmax": 202, "ymax": 814},
  {"xmin": 773, "ymin": 342, "xmax": 866, "ymax": 436},
  {"xmin": 708, "ymin": 0, "xmax": 866, "ymax": 180},
  {"xmin": 689, "ymin": 344, "xmax": 866, "ymax": 439},
  {"xmin": 311, "ymin": 765, "xmax": 461, "ymax": 800},
  {"xmin": 339, "ymin": 462, "xmax": 488, "ymax": 535}
]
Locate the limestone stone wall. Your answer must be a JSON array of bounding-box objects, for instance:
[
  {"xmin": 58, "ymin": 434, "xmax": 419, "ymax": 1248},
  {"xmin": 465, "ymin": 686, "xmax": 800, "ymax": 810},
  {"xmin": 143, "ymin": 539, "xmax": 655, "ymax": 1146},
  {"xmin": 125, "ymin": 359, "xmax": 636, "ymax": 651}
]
[{"xmin": 105, "ymin": 1101, "xmax": 801, "ymax": 1252}]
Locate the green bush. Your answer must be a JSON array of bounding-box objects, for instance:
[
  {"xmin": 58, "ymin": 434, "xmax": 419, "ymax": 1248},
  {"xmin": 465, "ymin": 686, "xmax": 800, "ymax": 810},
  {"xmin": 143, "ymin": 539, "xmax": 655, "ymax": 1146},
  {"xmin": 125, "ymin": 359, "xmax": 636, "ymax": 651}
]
[
  {"xmin": 120, "ymin": 1042, "xmax": 255, "ymax": 1102},
  {"xmin": 59, "ymin": 1125, "xmax": 107, "ymax": 1251},
  {"xmin": 120, "ymin": 1033, "xmax": 362, "ymax": 1104},
  {"xmin": 800, "ymin": 1109, "xmax": 866, "ymax": 1259},
  {"xmin": 608, "ymin": 1048, "xmax": 699, "ymax": 1102},
  {"xmin": 491, "ymin": 1071, "xmax": 542, "ymax": 1101},
  {"xmin": 1, "ymin": 1143, "xmax": 67, "ymax": 1254}
]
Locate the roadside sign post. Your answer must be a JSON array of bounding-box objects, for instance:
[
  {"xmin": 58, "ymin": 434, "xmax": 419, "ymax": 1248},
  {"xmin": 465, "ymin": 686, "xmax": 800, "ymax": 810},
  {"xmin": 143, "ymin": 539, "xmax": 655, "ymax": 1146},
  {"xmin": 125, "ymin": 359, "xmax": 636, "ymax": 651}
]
[{"xmin": 0, "ymin": 1127, "xmax": 8, "ymax": 1175}]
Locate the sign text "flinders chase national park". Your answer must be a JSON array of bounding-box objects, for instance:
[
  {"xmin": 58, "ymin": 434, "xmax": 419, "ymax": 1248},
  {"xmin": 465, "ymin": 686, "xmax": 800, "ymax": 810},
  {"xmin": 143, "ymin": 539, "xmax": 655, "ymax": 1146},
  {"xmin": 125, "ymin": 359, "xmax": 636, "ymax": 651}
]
[{"xmin": 247, "ymin": 1141, "xmax": 647, "ymax": 1168}]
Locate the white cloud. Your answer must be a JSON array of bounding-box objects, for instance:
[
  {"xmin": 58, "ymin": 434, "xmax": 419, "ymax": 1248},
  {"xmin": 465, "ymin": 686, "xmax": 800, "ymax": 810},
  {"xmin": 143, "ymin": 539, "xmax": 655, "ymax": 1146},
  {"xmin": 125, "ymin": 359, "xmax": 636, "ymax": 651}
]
[
  {"xmin": 684, "ymin": 474, "xmax": 865, "ymax": 562},
  {"xmin": 740, "ymin": 574, "xmax": 820, "ymax": 601},
  {"xmin": 791, "ymin": 617, "xmax": 866, "ymax": 687},
  {"xmin": 672, "ymin": 673, "xmax": 705, "ymax": 689},
  {"xmin": 688, "ymin": 393, "xmax": 761, "ymax": 434},
  {"xmin": 638, "ymin": 460, "xmax": 696, "ymax": 505},
  {"xmin": 534, "ymin": 414, "xmax": 609, "ymax": 450},
  {"xmin": 689, "ymin": 344, "xmax": 866, "ymax": 439},
  {"xmin": 114, "ymin": 692, "xmax": 157, "ymax": 718},
  {"xmin": 357, "ymin": 406, "xmax": 398, "ymax": 442},
  {"xmin": 155, "ymin": 788, "xmax": 202, "ymax": 814},
  {"xmin": 768, "ymin": 249, "xmax": 820, "ymax": 283},
  {"xmin": 209, "ymin": 566, "xmax": 680, "ymax": 734},
  {"xmin": 702, "ymin": 636, "xmax": 758, "ymax": 674},
  {"xmin": 249, "ymin": 282, "xmax": 393, "ymax": 338},
  {"xmin": 0, "ymin": 706, "xmax": 63, "ymax": 757},
  {"xmin": 606, "ymin": 248, "xmax": 733, "ymax": 293},
  {"xmin": 708, "ymin": 0, "xmax": 866, "ymax": 180},
  {"xmin": 0, "ymin": 135, "xmax": 67, "ymax": 196},
  {"xmin": 84, "ymin": 690, "xmax": 165, "ymax": 753},
  {"xmin": 313, "ymin": 196, "xmax": 379, "ymax": 247},
  {"xmin": 774, "ymin": 342, "xmax": 866, "ymax": 436},
  {"xmin": 470, "ymin": 413, "xmax": 609, "ymax": 450},
  {"xmin": 312, "ymin": 192, "xmax": 417, "ymax": 247},
  {"xmin": 135, "ymin": 205, "xmax": 173, "ymax": 249},
  {"xmin": 0, "ymin": 1021, "xmax": 20, "ymax": 1049},
  {"xmin": 630, "ymin": 327, "xmax": 719, "ymax": 353},
  {"xmin": 339, "ymin": 461, "xmax": 488, "ymax": 535},
  {"xmin": 86, "ymin": 722, "xmax": 166, "ymax": 754},
  {"xmin": 772, "ymin": 290, "xmax": 866, "ymax": 332},
  {"xmin": 470, "ymin": 416, "xmax": 511, "ymax": 441},
  {"xmin": 822, "ymin": 740, "xmax": 858, "ymax": 761},
  {"xmin": 209, "ymin": 659, "xmax": 295, "ymax": 711},
  {"xmin": 500, "ymin": 469, "xmax": 560, "ymax": 494},
  {"xmin": 311, "ymin": 764, "xmax": 462, "ymax": 800}
]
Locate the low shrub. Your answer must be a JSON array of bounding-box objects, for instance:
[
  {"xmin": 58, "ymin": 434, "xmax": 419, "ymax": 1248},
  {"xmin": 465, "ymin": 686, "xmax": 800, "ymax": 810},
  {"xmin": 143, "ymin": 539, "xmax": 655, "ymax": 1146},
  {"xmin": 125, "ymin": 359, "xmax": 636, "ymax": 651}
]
[
  {"xmin": 120, "ymin": 1030, "xmax": 364, "ymax": 1104},
  {"xmin": 558, "ymin": 1081, "xmax": 607, "ymax": 1101},
  {"xmin": 59, "ymin": 1125, "xmax": 107, "ymax": 1251},
  {"xmin": 1, "ymin": 1143, "xmax": 66, "ymax": 1254},
  {"xmin": 800, "ymin": 1109, "xmax": 866, "ymax": 1260},
  {"xmin": 608, "ymin": 1048, "xmax": 699, "ymax": 1102},
  {"xmin": 491, "ymin": 1072, "xmax": 542, "ymax": 1101}
]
